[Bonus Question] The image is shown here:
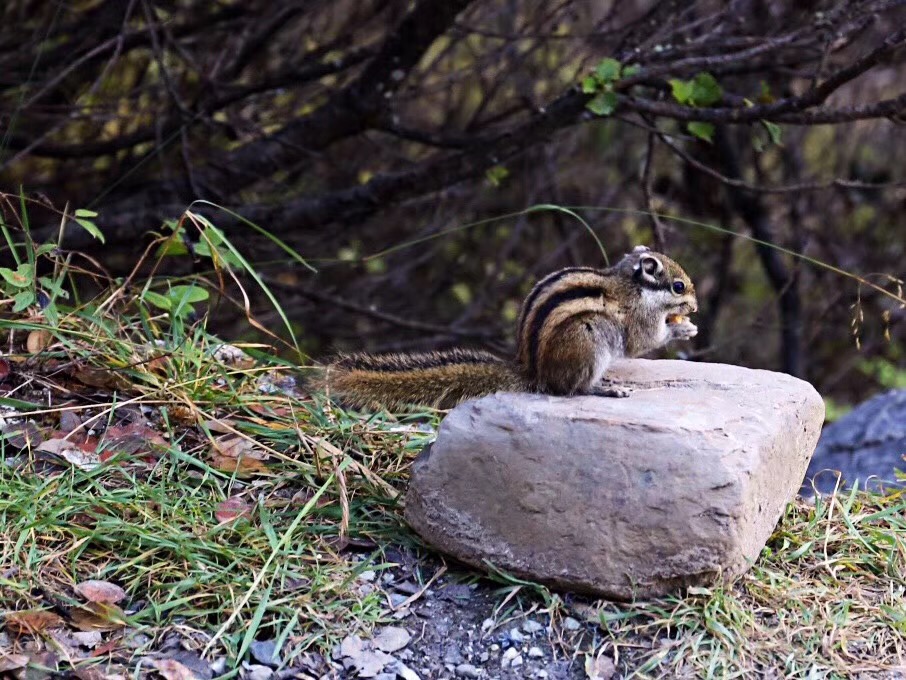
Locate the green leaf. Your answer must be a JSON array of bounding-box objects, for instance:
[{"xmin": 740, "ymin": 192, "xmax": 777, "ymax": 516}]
[
  {"xmin": 669, "ymin": 78, "xmax": 694, "ymax": 105},
  {"xmin": 73, "ymin": 217, "xmax": 105, "ymax": 243},
  {"xmin": 690, "ymin": 72, "xmax": 722, "ymax": 106},
  {"xmin": 763, "ymin": 120, "xmax": 783, "ymax": 146},
  {"xmin": 12, "ymin": 290, "xmax": 35, "ymax": 312},
  {"xmin": 74, "ymin": 208, "xmax": 98, "ymax": 218},
  {"xmin": 586, "ymin": 92, "xmax": 618, "ymax": 116},
  {"xmin": 622, "ymin": 64, "xmax": 641, "ymax": 77},
  {"xmin": 688, "ymin": 121, "xmax": 715, "ymax": 143},
  {"xmin": 143, "ymin": 290, "xmax": 172, "ymax": 311},
  {"xmin": 0, "ymin": 263, "xmax": 34, "ymax": 289},
  {"xmin": 580, "ymin": 76, "xmax": 598, "ymax": 94},
  {"xmin": 485, "ymin": 165, "xmax": 510, "ymax": 187},
  {"xmin": 38, "ymin": 276, "xmax": 68, "ymax": 299},
  {"xmin": 168, "ymin": 285, "xmax": 210, "ymax": 304},
  {"xmin": 594, "ymin": 58, "xmax": 622, "ymax": 83}
]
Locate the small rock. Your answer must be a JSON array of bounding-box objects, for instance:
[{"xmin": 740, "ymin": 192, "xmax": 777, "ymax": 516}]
[
  {"xmin": 389, "ymin": 593, "xmax": 410, "ymax": 608},
  {"xmin": 443, "ymin": 648, "xmax": 464, "ymax": 665},
  {"xmin": 480, "ymin": 618, "xmax": 494, "ymax": 633},
  {"xmin": 521, "ymin": 620, "xmax": 544, "ymax": 635},
  {"xmin": 359, "ymin": 570, "xmax": 377, "ymax": 582},
  {"xmin": 535, "ymin": 671, "xmax": 548, "ymax": 679},
  {"xmin": 527, "ymin": 647, "xmax": 544, "ymax": 659},
  {"xmin": 250, "ymin": 639, "xmax": 281, "ymax": 667},
  {"xmin": 242, "ymin": 663, "xmax": 273, "ymax": 680},
  {"xmin": 373, "ymin": 626, "xmax": 411, "ymax": 653},
  {"xmin": 393, "ymin": 581, "xmax": 421, "ymax": 595},
  {"xmin": 500, "ymin": 648, "xmax": 519, "ymax": 668},
  {"xmin": 508, "ymin": 628, "xmax": 524, "ymax": 643},
  {"xmin": 489, "ymin": 644, "xmax": 499, "ymax": 652},
  {"xmin": 350, "ymin": 650, "xmax": 395, "ymax": 678},
  {"xmin": 479, "ymin": 652, "xmax": 489, "ymax": 663},
  {"xmin": 393, "ymin": 661, "xmax": 421, "ymax": 680},
  {"xmin": 563, "ymin": 617, "xmax": 581, "ymax": 631},
  {"xmin": 455, "ymin": 663, "xmax": 480, "ymax": 678}
]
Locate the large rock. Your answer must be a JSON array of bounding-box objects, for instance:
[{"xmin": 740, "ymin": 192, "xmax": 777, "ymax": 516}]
[
  {"xmin": 801, "ymin": 389, "xmax": 906, "ymax": 497},
  {"xmin": 405, "ymin": 359, "xmax": 824, "ymax": 600}
]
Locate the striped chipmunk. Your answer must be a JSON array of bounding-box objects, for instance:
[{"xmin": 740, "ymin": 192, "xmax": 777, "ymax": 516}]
[{"xmin": 323, "ymin": 246, "xmax": 698, "ymax": 409}]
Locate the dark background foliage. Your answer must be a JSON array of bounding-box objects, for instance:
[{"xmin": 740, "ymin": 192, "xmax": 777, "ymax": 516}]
[{"xmin": 2, "ymin": 0, "xmax": 905, "ymax": 406}]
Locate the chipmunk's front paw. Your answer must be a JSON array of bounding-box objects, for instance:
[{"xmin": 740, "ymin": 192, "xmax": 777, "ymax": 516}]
[
  {"xmin": 592, "ymin": 382, "xmax": 632, "ymax": 398},
  {"xmin": 667, "ymin": 315, "xmax": 698, "ymax": 341}
]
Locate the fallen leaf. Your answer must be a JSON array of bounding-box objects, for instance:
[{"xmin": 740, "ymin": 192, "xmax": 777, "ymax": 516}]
[
  {"xmin": 585, "ymin": 652, "xmax": 616, "ymax": 680},
  {"xmin": 37, "ymin": 438, "xmax": 101, "ymax": 470},
  {"xmin": 72, "ymin": 666, "xmax": 110, "ymax": 680},
  {"xmin": 213, "ymin": 434, "xmax": 267, "ymax": 460},
  {"xmin": 215, "ymin": 496, "xmax": 252, "ymax": 523},
  {"xmin": 60, "ymin": 410, "xmax": 83, "ymax": 433},
  {"xmin": 4, "ymin": 609, "xmax": 65, "ymax": 635},
  {"xmin": 75, "ymin": 580, "xmax": 126, "ymax": 604},
  {"xmin": 70, "ymin": 366, "xmax": 131, "ymax": 391},
  {"xmin": 99, "ymin": 423, "xmax": 169, "ymax": 462},
  {"xmin": 71, "ymin": 630, "xmax": 103, "ymax": 648},
  {"xmin": 1, "ymin": 421, "xmax": 43, "ymax": 449},
  {"xmin": 0, "ymin": 653, "xmax": 29, "ymax": 672},
  {"xmin": 202, "ymin": 418, "xmax": 237, "ymax": 434},
  {"xmin": 26, "ymin": 329, "xmax": 53, "ymax": 354},
  {"xmin": 0, "ymin": 357, "xmax": 10, "ymax": 382},
  {"xmin": 209, "ymin": 454, "xmax": 269, "ymax": 477},
  {"xmin": 70, "ymin": 602, "xmax": 126, "ymax": 632},
  {"xmin": 372, "ymin": 626, "xmax": 411, "ymax": 653},
  {"xmin": 150, "ymin": 658, "xmax": 202, "ymax": 680}
]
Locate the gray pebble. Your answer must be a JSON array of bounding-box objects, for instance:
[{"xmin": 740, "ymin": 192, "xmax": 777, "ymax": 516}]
[
  {"xmin": 456, "ymin": 663, "xmax": 480, "ymax": 678},
  {"xmin": 521, "ymin": 620, "xmax": 544, "ymax": 634}
]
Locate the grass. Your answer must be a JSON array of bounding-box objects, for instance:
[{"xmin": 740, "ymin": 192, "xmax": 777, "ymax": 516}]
[{"xmin": 1, "ymin": 195, "xmax": 905, "ymax": 677}]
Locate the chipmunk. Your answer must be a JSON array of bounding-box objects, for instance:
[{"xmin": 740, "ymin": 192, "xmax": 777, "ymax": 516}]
[{"xmin": 323, "ymin": 246, "xmax": 698, "ymax": 409}]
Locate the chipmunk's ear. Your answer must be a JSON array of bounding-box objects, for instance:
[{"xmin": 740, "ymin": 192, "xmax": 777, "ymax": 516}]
[
  {"xmin": 634, "ymin": 253, "xmax": 664, "ymax": 286},
  {"xmin": 631, "ymin": 245, "xmax": 650, "ymax": 254}
]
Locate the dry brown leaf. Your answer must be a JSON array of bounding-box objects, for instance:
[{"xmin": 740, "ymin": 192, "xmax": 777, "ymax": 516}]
[
  {"xmin": 0, "ymin": 357, "xmax": 10, "ymax": 382},
  {"xmin": 59, "ymin": 410, "xmax": 83, "ymax": 433},
  {"xmin": 209, "ymin": 453, "xmax": 269, "ymax": 477},
  {"xmin": 1, "ymin": 421, "xmax": 43, "ymax": 449},
  {"xmin": 26, "ymin": 329, "xmax": 53, "ymax": 354},
  {"xmin": 212, "ymin": 434, "xmax": 267, "ymax": 460},
  {"xmin": 0, "ymin": 652, "xmax": 29, "ymax": 672},
  {"xmin": 70, "ymin": 602, "xmax": 126, "ymax": 632},
  {"xmin": 72, "ymin": 666, "xmax": 110, "ymax": 680},
  {"xmin": 202, "ymin": 418, "xmax": 237, "ymax": 434},
  {"xmin": 37, "ymin": 437, "xmax": 101, "ymax": 470},
  {"xmin": 150, "ymin": 658, "xmax": 202, "ymax": 680},
  {"xmin": 215, "ymin": 496, "xmax": 252, "ymax": 524},
  {"xmin": 74, "ymin": 579, "xmax": 126, "ymax": 604},
  {"xmin": 99, "ymin": 423, "xmax": 169, "ymax": 462},
  {"xmin": 70, "ymin": 366, "xmax": 131, "ymax": 391},
  {"xmin": 4, "ymin": 609, "xmax": 65, "ymax": 634}
]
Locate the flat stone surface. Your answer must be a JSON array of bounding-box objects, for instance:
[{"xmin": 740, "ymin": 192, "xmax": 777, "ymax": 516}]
[
  {"xmin": 801, "ymin": 389, "xmax": 906, "ymax": 496},
  {"xmin": 405, "ymin": 359, "xmax": 824, "ymax": 599}
]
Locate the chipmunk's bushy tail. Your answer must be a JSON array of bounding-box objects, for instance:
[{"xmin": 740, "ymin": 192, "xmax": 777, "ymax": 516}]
[{"xmin": 321, "ymin": 348, "xmax": 524, "ymax": 410}]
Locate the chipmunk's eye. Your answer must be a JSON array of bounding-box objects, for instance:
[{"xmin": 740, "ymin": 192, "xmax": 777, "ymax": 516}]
[{"xmin": 672, "ymin": 280, "xmax": 686, "ymax": 294}]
